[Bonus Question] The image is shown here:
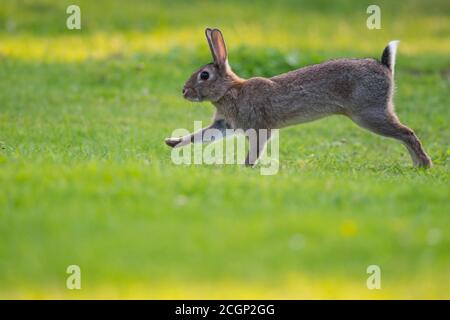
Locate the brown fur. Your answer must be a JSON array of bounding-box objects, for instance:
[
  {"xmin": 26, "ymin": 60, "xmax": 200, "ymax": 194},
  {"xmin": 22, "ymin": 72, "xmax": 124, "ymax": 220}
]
[{"xmin": 166, "ymin": 28, "xmax": 432, "ymax": 168}]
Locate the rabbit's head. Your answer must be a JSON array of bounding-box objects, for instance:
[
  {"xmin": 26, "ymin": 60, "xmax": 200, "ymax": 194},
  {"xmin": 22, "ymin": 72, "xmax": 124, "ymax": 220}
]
[{"xmin": 183, "ymin": 28, "xmax": 241, "ymax": 102}]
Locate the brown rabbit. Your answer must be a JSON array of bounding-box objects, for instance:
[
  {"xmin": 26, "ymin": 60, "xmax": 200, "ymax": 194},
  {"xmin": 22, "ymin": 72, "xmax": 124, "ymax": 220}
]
[{"xmin": 165, "ymin": 28, "xmax": 432, "ymax": 168}]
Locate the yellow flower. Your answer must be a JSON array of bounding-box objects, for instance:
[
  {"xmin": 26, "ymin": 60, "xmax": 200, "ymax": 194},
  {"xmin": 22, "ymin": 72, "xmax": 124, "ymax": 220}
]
[{"xmin": 340, "ymin": 220, "xmax": 358, "ymax": 237}]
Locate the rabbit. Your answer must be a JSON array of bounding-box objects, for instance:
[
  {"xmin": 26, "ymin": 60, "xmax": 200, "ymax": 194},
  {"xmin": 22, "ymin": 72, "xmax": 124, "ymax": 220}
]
[{"xmin": 165, "ymin": 27, "xmax": 432, "ymax": 168}]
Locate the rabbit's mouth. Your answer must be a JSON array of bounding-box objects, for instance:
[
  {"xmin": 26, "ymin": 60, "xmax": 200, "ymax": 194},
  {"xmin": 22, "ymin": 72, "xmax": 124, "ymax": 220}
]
[
  {"xmin": 182, "ymin": 87, "xmax": 202, "ymax": 102},
  {"xmin": 185, "ymin": 96, "xmax": 201, "ymax": 102}
]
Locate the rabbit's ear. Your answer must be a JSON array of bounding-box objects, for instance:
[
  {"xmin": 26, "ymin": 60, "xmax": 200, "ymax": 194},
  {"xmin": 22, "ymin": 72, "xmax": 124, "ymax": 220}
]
[
  {"xmin": 205, "ymin": 28, "xmax": 216, "ymax": 60},
  {"xmin": 205, "ymin": 28, "xmax": 228, "ymax": 69}
]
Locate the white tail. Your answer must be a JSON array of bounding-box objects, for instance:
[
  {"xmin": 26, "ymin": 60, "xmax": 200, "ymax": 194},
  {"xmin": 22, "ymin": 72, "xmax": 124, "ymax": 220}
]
[{"xmin": 381, "ymin": 40, "xmax": 400, "ymax": 76}]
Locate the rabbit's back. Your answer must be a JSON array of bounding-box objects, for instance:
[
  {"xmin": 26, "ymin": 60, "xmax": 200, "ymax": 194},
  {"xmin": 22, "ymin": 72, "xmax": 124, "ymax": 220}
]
[{"xmin": 231, "ymin": 58, "xmax": 392, "ymax": 129}]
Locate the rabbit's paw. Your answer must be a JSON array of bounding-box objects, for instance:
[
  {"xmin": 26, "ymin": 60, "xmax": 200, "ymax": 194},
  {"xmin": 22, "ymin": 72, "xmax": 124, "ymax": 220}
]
[{"xmin": 165, "ymin": 137, "xmax": 183, "ymax": 148}]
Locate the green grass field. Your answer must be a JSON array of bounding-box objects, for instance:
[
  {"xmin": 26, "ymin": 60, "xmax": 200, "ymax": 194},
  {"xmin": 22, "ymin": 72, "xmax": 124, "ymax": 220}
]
[{"xmin": 0, "ymin": 0, "xmax": 449, "ymax": 299}]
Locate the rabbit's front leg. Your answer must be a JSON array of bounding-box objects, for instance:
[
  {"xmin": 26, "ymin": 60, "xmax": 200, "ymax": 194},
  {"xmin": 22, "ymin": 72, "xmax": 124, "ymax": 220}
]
[
  {"xmin": 165, "ymin": 112, "xmax": 232, "ymax": 148},
  {"xmin": 245, "ymin": 129, "xmax": 272, "ymax": 166}
]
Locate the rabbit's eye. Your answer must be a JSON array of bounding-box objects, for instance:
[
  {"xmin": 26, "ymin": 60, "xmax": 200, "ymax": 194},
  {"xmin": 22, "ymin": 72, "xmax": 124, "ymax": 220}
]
[{"xmin": 200, "ymin": 71, "xmax": 210, "ymax": 80}]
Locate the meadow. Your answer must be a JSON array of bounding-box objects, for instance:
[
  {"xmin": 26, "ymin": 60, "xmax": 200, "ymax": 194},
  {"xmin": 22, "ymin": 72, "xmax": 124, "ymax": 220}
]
[{"xmin": 0, "ymin": 0, "xmax": 449, "ymax": 298}]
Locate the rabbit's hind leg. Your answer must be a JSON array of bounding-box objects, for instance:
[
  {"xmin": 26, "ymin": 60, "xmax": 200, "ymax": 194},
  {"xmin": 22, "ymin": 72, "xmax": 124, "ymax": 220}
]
[{"xmin": 350, "ymin": 109, "xmax": 432, "ymax": 168}]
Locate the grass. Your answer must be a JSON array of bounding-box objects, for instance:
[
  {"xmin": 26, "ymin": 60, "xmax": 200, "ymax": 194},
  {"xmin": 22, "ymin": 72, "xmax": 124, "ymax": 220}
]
[{"xmin": 0, "ymin": 0, "xmax": 449, "ymax": 299}]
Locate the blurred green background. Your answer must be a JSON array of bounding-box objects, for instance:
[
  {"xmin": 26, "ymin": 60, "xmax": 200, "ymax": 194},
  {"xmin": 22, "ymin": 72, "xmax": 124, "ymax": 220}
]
[{"xmin": 0, "ymin": 0, "xmax": 449, "ymax": 299}]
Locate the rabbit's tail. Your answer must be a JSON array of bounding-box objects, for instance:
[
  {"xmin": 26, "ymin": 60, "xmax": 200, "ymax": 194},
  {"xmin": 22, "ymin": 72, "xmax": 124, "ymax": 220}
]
[{"xmin": 381, "ymin": 40, "xmax": 400, "ymax": 77}]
